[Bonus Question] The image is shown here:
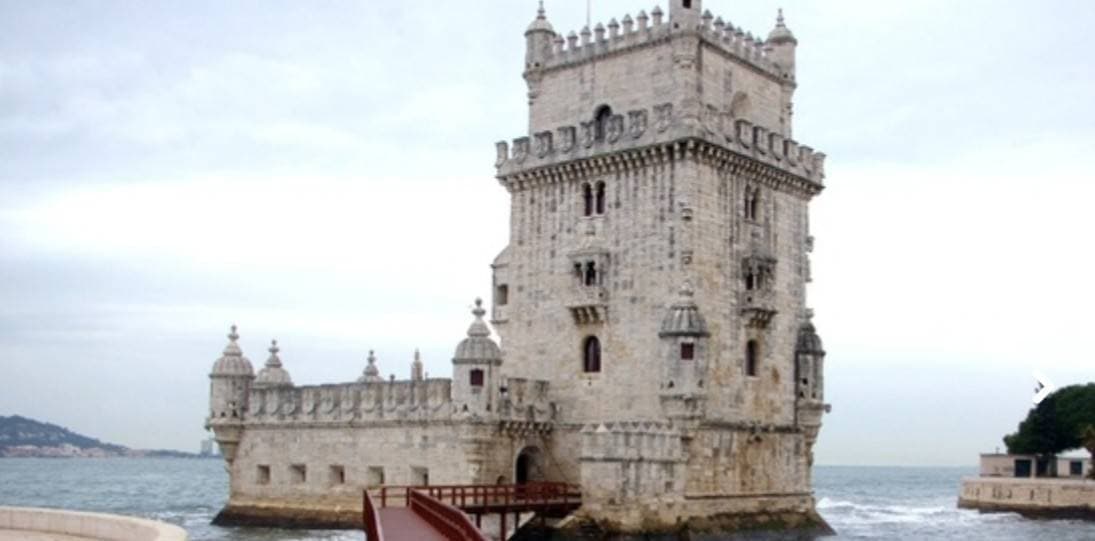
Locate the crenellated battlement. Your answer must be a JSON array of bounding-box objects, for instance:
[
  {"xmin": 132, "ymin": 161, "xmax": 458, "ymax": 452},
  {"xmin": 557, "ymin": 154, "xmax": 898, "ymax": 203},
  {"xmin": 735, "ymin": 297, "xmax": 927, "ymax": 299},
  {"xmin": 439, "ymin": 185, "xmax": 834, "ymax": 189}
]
[
  {"xmin": 495, "ymin": 102, "xmax": 826, "ymax": 190},
  {"xmin": 534, "ymin": 5, "xmax": 784, "ymax": 81},
  {"xmin": 244, "ymin": 379, "xmax": 455, "ymax": 424}
]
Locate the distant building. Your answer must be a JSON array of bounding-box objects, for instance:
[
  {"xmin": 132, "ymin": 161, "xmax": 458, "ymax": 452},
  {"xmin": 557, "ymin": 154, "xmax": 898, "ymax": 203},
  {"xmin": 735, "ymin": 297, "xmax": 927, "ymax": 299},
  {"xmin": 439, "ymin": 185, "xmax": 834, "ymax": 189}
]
[
  {"xmin": 199, "ymin": 438, "xmax": 218, "ymax": 457},
  {"xmin": 206, "ymin": 1, "xmax": 831, "ymax": 534},
  {"xmin": 978, "ymin": 453, "xmax": 1092, "ymax": 479}
]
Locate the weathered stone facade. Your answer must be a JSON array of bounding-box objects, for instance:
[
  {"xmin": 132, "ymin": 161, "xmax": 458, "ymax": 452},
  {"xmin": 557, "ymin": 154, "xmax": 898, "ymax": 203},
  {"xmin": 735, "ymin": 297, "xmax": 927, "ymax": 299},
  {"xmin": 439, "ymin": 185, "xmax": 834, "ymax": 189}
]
[{"xmin": 206, "ymin": 1, "xmax": 830, "ymax": 535}]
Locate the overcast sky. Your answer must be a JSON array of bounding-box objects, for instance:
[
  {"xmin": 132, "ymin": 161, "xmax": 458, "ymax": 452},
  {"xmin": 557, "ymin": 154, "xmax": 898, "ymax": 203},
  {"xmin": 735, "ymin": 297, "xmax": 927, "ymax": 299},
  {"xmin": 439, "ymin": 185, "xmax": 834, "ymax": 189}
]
[{"xmin": 2, "ymin": 0, "xmax": 1093, "ymax": 465}]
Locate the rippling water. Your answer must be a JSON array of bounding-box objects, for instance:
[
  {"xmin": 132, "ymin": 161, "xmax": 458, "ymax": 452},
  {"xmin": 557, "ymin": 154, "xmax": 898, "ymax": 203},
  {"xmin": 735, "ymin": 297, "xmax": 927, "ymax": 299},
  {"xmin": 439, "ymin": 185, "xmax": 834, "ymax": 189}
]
[{"xmin": 1, "ymin": 458, "xmax": 1093, "ymax": 540}]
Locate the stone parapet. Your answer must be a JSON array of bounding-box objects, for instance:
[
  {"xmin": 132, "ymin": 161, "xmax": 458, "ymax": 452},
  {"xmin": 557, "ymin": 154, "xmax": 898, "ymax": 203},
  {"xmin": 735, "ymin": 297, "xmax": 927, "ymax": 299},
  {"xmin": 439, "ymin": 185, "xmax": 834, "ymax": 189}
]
[{"xmin": 245, "ymin": 379, "xmax": 454, "ymax": 424}]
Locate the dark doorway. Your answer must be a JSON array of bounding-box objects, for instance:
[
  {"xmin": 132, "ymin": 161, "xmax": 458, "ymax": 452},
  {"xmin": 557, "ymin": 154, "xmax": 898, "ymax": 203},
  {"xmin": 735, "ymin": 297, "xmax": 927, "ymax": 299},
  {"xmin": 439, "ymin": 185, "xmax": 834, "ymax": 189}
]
[
  {"xmin": 1014, "ymin": 459, "xmax": 1032, "ymax": 478},
  {"xmin": 515, "ymin": 447, "xmax": 541, "ymax": 485}
]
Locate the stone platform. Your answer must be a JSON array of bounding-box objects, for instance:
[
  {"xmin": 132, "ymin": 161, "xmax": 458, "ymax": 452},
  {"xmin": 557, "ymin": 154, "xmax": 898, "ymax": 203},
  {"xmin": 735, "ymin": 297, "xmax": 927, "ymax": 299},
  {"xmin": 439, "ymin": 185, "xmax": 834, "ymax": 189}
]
[{"xmin": 0, "ymin": 507, "xmax": 187, "ymax": 541}]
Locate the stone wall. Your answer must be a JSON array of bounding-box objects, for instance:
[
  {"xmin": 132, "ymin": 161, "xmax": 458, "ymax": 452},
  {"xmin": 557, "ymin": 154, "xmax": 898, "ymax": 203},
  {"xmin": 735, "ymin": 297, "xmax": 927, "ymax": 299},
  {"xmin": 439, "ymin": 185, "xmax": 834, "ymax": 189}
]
[{"xmin": 959, "ymin": 477, "xmax": 1095, "ymax": 519}]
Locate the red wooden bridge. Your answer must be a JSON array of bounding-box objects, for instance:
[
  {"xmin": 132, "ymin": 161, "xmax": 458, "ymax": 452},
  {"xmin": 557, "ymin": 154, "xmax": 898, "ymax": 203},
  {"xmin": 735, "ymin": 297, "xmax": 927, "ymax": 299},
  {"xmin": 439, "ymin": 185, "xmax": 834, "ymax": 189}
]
[{"xmin": 362, "ymin": 483, "xmax": 581, "ymax": 541}]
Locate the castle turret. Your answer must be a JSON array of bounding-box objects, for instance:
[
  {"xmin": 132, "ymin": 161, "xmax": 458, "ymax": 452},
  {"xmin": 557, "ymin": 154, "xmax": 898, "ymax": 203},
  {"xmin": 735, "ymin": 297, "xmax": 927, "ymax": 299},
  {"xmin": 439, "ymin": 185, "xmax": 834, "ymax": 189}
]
[
  {"xmin": 357, "ymin": 350, "xmax": 382, "ymax": 383},
  {"xmin": 795, "ymin": 311, "xmax": 829, "ymax": 475},
  {"xmin": 766, "ymin": 9, "xmax": 797, "ymax": 79},
  {"xmin": 206, "ymin": 325, "xmax": 254, "ymax": 463},
  {"xmin": 524, "ymin": 1, "xmax": 555, "ymax": 72},
  {"xmin": 658, "ymin": 283, "xmax": 710, "ymax": 419},
  {"xmin": 452, "ymin": 299, "xmax": 502, "ymax": 414},
  {"xmin": 254, "ymin": 339, "xmax": 293, "ymax": 389},
  {"xmin": 669, "ymin": 0, "xmax": 702, "ymax": 30}
]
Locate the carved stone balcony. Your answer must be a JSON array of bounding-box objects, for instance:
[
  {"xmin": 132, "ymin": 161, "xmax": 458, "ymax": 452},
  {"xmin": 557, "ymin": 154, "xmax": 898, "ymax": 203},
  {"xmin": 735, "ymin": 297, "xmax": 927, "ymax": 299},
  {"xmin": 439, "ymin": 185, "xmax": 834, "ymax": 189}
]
[
  {"xmin": 566, "ymin": 286, "xmax": 608, "ymax": 325},
  {"xmin": 740, "ymin": 289, "xmax": 777, "ymax": 329}
]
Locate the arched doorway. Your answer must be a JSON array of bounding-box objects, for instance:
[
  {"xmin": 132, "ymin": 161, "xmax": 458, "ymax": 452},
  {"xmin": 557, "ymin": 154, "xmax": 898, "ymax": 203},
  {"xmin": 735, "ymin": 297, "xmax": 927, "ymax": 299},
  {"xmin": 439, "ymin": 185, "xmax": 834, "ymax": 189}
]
[{"xmin": 515, "ymin": 446, "xmax": 542, "ymax": 485}]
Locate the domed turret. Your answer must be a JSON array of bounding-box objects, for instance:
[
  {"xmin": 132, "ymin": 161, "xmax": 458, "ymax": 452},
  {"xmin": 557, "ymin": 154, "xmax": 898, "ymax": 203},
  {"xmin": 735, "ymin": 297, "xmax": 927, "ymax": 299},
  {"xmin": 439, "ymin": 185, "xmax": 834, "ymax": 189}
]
[
  {"xmin": 452, "ymin": 299, "xmax": 502, "ymax": 414},
  {"xmin": 659, "ymin": 283, "xmax": 709, "ymax": 337},
  {"xmin": 211, "ymin": 325, "xmax": 254, "ymax": 377},
  {"xmin": 765, "ymin": 9, "xmax": 797, "ymax": 79},
  {"xmin": 795, "ymin": 315, "xmax": 824, "ymax": 355},
  {"xmin": 454, "ymin": 299, "xmax": 502, "ymax": 362},
  {"xmin": 525, "ymin": 1, "xmax": 555, "ymax": 72},
  {"xmin": 766, "ymin": 8, "xmax": 797, "ymax": 45},
  {"xmin": 358, "ymin": 350, "xmax": 382, "ymax": 383},
  {"xmin": 207, "ymin": 324, "xmax": 254, "ymax": 463},
  {"xmin": 254, "ymin": 339, "xmax": 293, "ymax": 388}
]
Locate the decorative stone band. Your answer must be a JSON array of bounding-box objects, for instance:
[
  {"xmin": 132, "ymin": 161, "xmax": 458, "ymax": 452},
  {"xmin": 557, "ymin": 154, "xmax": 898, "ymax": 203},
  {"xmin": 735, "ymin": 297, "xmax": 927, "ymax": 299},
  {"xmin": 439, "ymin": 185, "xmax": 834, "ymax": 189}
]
[
  {"xmin": 497, "ymin": 105, "xmax": 825, "ymax": 195},
  {"xmin": 0, "ymin": 506, "xmax": 188, "ymax": 541},
  {"xmin": 500, "ymin": 138, "xmax": 824, "ymax": 200},
  {"xmin": 535, "ymin": 9, "xmax": 784, "ymax": 82},
  {"xmin": 580, "ymin": 421, "xmax": 686, "ymax": 463}
]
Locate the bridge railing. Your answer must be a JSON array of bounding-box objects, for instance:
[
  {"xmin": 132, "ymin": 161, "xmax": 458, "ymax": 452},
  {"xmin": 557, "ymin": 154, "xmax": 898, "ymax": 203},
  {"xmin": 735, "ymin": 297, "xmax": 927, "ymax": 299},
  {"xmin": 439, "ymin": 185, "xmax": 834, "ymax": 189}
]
[
  {"xmin": 361, "ymin": 488, "xmax": 384, "ymax": 541},
  {"xmin": 374, "ymin": 482, "xmax": 581, "ymax": 510},
  {"xmin": 408, "ymin": 489, "xmax": 487, "ymax": 541}
]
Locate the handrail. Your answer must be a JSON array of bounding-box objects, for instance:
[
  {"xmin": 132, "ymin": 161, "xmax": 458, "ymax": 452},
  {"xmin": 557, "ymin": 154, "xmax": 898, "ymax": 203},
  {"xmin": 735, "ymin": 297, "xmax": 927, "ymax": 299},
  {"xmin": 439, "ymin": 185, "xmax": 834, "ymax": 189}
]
[
  {"xmin": 374, "ymin": 482, "xmax": 582, "ymax": 509},
  {"xmin": 408, "ymin": 489, "xmax": 487, "ymax": 541},
  {"xmin": 362, "ymin": 488, "xmax": 384, "ymax": 541}
]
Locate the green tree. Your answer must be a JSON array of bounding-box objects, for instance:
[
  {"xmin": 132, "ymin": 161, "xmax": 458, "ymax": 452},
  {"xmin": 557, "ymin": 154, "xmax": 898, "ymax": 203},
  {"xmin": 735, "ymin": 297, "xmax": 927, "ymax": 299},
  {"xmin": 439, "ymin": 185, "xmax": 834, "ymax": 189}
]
[
  {"xmin": 1081, "ymin": 424, "xmax": 1095, "ymax": 480},
  {"xmin": 1004, "ymin": 383, "xmax": 1095, "ymax": 456}
]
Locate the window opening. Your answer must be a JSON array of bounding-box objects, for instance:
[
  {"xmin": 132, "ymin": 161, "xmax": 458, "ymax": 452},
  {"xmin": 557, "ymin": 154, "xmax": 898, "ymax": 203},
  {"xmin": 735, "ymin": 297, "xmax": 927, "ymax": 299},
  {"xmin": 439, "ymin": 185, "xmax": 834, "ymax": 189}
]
[
  {"xmin": 594, "ymin": 105, "xmax": 613, "ymax": 142},
  {"xmin": 595, "ymin": 182, "xmax": 606, "ymax": 214},
  {"xmin": 746, "ymin": 340, "xmax": 759, "ymax": 376},
  {"xmin": 583, "ymin": 183, "xmax": 594, "ymax": 216},
  {"xmin": 680, "ymin": 343, "xmax": 695, "ymax": 360},
  {"xmin": 496, "ymin": 284, "xmax": 509, "ymax": 306},
  {"xmin": 470, "ymin": 368, "xmax": 485, "ymax": 387},
  {"xmin": 584, "ymin": 261, "xmax": 597, "ymax": 286},
  {"xmin": 583, "ymin": 336, "xmax": 602, "ymax": 373}
]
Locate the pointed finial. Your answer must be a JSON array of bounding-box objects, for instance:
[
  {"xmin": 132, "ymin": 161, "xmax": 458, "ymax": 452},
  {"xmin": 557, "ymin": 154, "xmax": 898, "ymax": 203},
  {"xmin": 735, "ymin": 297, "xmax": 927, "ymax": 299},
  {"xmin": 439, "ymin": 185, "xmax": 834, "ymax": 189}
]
[
  {"xmin": 777, "ymin": 8, "xmax": 785, "ymax": 26},
  {"xmin": 269, "ymin": 339, "xmax": 279, "ymax": 355},
  {"xmin": 472, "ymin": 298, "xmax": 486, "ymax": 319},
  {"xmin": 538, "ymin": 0, "xmax": 545, "ymax": 17},
  {"xmin": 414, "ymin": 348, "xmax": 421, "ymax": 361},
  {"xmin": 228, "ymin": 324, "xmax": 239, "ymax": 341}
]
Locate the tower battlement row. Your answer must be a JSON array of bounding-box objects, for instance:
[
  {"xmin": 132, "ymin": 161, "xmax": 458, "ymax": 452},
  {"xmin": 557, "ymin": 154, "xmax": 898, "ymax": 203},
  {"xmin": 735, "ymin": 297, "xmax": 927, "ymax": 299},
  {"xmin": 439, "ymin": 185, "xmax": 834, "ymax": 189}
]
[
  {"xmin": 495, "ymin": 101, "xmax": 826, "ymax": 190},
  {"xmin": 526, "ymin": 2, "xmax": 797, "ymax": 84}
]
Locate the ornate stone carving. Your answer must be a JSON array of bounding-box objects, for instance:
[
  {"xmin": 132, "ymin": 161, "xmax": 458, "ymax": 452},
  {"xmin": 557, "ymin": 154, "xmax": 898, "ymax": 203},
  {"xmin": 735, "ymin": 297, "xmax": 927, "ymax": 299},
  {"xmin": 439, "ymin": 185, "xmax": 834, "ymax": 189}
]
[
  {"xmin": 495, "ymin": 141, "xmax": 509, "ymax": 166},
  {"xmin": 606, "ymin": 114, "xmax": 624, "ymax": 143},
  {"xmin": 628, "ymin": 110, "xmax": 647, "ymax": 139},
  {"xmin": 534, "ymin": 131, "xmax": 554, "ymax": 158},
  {"xmin": 558, "ymin": 126, "xmax": 576, "ymax": 152},
  {"xmin": 512, "ymin": 137, "xmax": 530, "ymax": 162},
  {"xmin": 580, "ymin": 121, "xmax": 595, "ymax": 148},
  {"xmin": 654, "ymin": 103, "xmax": 672, "ymax": 133}
]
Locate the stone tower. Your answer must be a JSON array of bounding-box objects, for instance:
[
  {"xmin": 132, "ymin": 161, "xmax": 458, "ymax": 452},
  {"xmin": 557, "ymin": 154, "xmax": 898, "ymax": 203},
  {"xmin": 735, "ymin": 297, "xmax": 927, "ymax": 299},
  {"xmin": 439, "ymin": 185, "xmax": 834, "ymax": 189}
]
[{"xmin": 492, "ymin": 2, "xmax": 830, "ymax": 531}]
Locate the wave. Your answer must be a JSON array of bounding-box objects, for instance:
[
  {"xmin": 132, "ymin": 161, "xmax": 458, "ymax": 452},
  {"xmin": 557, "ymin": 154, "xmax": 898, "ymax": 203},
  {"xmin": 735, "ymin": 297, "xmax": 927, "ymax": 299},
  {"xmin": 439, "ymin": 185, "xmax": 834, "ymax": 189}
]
[{"xmin": 817, "ymin": 497, "xmax": 973, "ymax": 526}]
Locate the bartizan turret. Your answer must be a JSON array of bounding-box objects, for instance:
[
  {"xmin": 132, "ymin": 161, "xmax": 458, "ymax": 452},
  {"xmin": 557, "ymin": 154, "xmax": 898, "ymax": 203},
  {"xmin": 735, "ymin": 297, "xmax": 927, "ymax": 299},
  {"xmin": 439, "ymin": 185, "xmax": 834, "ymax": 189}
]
[
  {"xmin": 765, "ymin": 9, "xmax": 797, "ymax": 80},
  {"xmin": 451, "ymin": 298, "xmax": 502, "ymax": 415},
  {"xmin": 253, "ymin": 339, "xmax": 293, "ymax": 389},
  {"xmin": 206, "ymin": 325, "xmax": 254, "ymax": 463}
]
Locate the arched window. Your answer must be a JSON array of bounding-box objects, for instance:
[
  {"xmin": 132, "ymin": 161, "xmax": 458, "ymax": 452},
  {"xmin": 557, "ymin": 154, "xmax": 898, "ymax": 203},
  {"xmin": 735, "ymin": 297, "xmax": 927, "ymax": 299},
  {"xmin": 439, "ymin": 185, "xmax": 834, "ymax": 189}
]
[
  {"xmin": 745, "ymin": 340, "xmax": 759, "ymax": 376},
  {"xmin": 745, "ymin": 271, "xmax": 756, "ymax": 291},
  {"xmin": 594, "ymin": 105, "xmax": 612, "ymax": 142},
  {"xmin": 594, "ymin": 181, "xmax": 606, "ymax": 215},
  {"xmin": 583, "ymin": 336, "xmax": 601, "ymax": 373},
  {"xmin": 744, "ymin": 186, "xmax": 760, "ymax": 221},
  {"xmin": 582, "ymin": 183, "xmax": 594, "ymax": 217}
]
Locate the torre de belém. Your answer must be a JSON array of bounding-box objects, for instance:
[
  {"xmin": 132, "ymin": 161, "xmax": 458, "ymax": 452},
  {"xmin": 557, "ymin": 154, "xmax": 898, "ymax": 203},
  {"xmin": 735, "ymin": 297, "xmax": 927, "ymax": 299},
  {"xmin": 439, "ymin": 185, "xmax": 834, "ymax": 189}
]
[{"xmin": 206, "ymin": 1, "xmax": 832, "ymax": 536}]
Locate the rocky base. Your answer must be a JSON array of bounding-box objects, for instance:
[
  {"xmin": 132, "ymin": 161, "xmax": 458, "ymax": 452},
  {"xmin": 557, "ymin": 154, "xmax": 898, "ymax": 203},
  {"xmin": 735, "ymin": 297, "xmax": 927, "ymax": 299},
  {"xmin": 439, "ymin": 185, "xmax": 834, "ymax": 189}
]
[
  {"xmin": 513, "ymin": 510, "xmax": 835, "ymax": 540},
  {"xmin": 211, "ymin": 503, "xmax": 361, "ymax": 529}
]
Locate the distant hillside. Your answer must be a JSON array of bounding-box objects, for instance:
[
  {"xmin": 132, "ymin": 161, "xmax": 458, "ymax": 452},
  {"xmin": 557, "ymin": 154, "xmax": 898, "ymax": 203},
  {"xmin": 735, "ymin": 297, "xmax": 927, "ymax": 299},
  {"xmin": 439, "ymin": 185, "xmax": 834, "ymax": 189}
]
[{"xmin": 0, "ymin": 415, "xmax": 205, "ymax": 458}]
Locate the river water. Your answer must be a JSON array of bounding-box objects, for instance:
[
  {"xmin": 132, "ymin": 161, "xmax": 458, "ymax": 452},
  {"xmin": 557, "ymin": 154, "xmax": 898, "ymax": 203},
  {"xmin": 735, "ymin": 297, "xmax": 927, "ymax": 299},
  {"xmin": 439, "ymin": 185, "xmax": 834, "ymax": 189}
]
[{"xmin": 1, "ymin": 458, "xmax": 1093, "ymax": 540}]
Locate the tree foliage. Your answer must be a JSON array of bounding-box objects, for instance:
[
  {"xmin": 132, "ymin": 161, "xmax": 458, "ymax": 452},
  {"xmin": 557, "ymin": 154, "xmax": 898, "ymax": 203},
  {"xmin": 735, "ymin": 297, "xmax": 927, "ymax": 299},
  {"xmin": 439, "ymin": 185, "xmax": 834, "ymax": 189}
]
[{"xmin": 1003, "ymin": 383, "xmax": 1095, "ymax": 455}]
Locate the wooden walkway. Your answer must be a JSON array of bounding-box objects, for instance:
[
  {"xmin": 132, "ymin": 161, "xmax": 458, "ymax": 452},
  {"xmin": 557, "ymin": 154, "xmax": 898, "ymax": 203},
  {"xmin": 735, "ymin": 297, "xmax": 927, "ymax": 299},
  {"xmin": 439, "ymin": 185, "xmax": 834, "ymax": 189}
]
[{"xmin": 375, "ymin": 508, "xmax": 448, "ymax": 541}]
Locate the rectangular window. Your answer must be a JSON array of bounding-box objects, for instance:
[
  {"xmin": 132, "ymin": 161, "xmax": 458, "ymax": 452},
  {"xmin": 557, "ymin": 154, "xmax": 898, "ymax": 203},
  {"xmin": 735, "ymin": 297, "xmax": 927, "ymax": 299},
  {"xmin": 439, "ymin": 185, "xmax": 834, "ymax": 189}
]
[
  {"xmin": 257, "ymin": 465, "xmax": 271, "ymax": 485},
  {"xmin": 367, "ymin": 466, "xmax": 385, "ymax": 487},
  {"xmin": 411, "ymin": 466, "xmax": 429, "ymax": 487},
  {"xmin": 680, "ymin": 343, "xmax": 695, "ymax": 360},
  {"xmin": 290, "ymin": 464, "xmax": 306, "ymax": 484},
  {"xmin": 496, "ymin": 284, "xmax": 509, "ymax": 306},
  {"xmin": 470, "ymin": 369, "xmax": 485, "ymax": 387},
  {"xmin": 329, "ymin": 465, "xmax": 346, "ymax": 486},
  {"xmin": 1071, "ymin": 461, "xmax": 1083, "ymax": 476}
]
